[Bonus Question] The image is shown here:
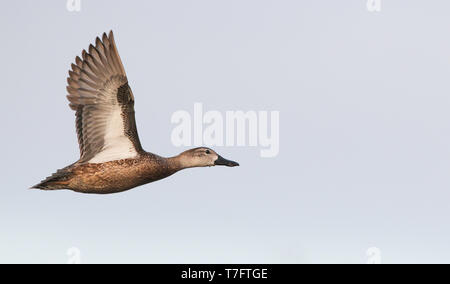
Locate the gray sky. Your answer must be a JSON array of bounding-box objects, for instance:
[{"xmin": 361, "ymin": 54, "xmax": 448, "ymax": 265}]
[{"xmin": 1, "ymin": 0, "xmax": 450, "ymax": 263}]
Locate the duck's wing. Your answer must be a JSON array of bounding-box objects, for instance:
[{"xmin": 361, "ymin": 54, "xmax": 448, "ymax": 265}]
[{"xmin": 67, "ymin": 31, "xmax": 144, "ymax": 164}]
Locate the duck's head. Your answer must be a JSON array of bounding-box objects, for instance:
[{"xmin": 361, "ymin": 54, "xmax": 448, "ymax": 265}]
[{"xmin": 178, "ymin": 147, "xmax": 239, "ymax": 168}]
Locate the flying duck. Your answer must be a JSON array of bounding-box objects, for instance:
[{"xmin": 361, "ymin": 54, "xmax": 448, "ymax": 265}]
[{"xmin": 32, "ymin": 31, "xmax": 239, "ymax": 194}]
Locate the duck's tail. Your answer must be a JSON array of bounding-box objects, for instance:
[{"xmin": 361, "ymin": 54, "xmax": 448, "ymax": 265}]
[{"xmin": 31, "ymin": 168, "xmax": 72, "ymax": 190}]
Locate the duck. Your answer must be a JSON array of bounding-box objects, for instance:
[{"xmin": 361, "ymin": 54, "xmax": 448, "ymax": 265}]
[{"xmin": 32, "ymin": 31, "xmax": 239, "ymax": 194}]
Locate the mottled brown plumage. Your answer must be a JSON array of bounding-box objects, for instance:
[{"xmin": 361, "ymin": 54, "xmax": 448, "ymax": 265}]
[
  {"xmin": 32, "ymin": 31, "xmax": 238, "ymax": 194},
  {"xmin": 37, "ymin": 153, "xmax": 177, "ymax": 194}
]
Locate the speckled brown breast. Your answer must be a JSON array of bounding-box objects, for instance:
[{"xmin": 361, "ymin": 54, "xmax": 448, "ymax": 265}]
[{"xmin": 64, "ymin": 153, "xmax": 178, "ymax": 194}]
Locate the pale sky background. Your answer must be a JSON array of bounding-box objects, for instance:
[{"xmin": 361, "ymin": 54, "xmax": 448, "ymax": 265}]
[{"xmin": 1, "ymin": 0, "xmax": 450, "ymax": 264}]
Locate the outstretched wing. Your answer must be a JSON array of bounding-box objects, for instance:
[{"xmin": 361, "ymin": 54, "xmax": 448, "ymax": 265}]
[{"xmin": 67, "ymin": 31, "xmax": 144, "ymax": 164}]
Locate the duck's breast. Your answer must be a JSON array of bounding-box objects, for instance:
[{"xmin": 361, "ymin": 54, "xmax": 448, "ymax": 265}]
[{"xmin": 68, "ymin": 155, "xmax": 175, "ymax": 194}]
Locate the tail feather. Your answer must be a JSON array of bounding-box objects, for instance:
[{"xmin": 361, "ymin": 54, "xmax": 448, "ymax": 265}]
[{"xmin": 31, "ymin": 168, "xmax": 72, "ymax": 190}]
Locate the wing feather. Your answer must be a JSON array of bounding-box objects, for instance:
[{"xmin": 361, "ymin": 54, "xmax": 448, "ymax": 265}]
[{"xmin": 67, "ymin": 31, "xmax": 144, "ymax": 164}]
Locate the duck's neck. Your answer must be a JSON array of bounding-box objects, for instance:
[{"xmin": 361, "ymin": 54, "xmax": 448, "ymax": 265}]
[{"xmin": 166, "ymin": 154, "xmax": 195, "ymax": 172}]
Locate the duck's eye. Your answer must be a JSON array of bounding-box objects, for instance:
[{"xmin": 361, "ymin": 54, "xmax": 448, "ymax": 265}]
[{"xmin": 205, "ymin": 150, "xmax": 211, "ymax": 154}]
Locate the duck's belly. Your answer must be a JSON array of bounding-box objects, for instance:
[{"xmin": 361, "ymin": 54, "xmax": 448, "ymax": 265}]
[{"xmin": 66, "ymin": 158, "xmax": 174, "ymax": 194}]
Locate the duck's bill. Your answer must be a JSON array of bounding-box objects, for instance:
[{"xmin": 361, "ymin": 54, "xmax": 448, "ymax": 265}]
[{"xmin": 215, "ymin": 155, "xmax": 240, "ymax": 167}]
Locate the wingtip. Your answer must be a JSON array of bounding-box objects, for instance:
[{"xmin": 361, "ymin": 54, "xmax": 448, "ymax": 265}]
[{"xmin": 108, "ymin": 30, "xmax": 116, "ymax": 43}]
